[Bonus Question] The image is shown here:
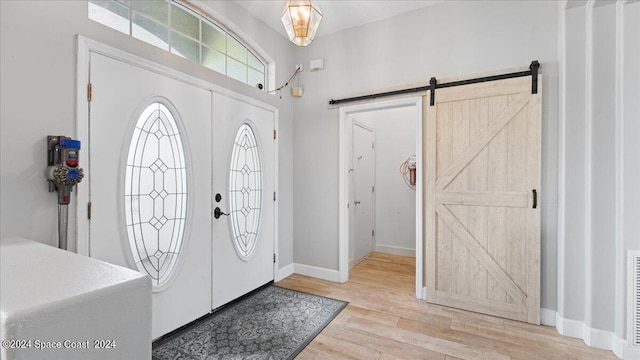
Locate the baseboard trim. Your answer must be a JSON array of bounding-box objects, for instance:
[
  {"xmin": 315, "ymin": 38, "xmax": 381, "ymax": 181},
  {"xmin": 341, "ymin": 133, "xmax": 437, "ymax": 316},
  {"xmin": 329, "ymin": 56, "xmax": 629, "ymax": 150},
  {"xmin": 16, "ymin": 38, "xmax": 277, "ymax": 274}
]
[
  {"xmin": 275, "ymin": 263, "xmax": 294, "ymax": 282},
  {"xmin": 584, "ymin": 327, "xmax": 613, "ymax": 350},
  {"xmin": 293, "ymin": 263, "xmax": 341, "ymax": 282},
  {"xmin": 540, "ymin": 308, "xmax": 556, "ymax": 326},
  {"xmin": 278, "ymin": 263, "xmax": 342, "ymax": 283},
  {"xmin": 612, "ymin": 336, "xmax": 626, "ymax": 359},
  {"xmin": 622, "ymin": 343, "xmax": 640, "ymax": 360},
  {"xmin": 555, "ymin": 312, "xmax": 610, "ymax": 349},
  {"xmin": 554, "ymin": 311, "xmax": 628, "ymax": 358},
  {"xmin": 374, "ymin": 244, "xmax": 416, "ymax": 257},
  {"xmin": 555, "ymin": 312, "xmax": 581, "ymax": 338}
]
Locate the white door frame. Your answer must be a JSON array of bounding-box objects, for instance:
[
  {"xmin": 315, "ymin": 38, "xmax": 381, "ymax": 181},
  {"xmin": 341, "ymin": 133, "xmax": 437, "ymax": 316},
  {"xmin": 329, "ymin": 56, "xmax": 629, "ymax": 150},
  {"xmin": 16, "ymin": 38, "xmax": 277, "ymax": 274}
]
[
  {"xmin": 75, "ymin": 36, "xmax": 279, "ymax": 278},
  {"xmin": 338, "ymin": 96, "xmax": 424, "ymax": 299}
]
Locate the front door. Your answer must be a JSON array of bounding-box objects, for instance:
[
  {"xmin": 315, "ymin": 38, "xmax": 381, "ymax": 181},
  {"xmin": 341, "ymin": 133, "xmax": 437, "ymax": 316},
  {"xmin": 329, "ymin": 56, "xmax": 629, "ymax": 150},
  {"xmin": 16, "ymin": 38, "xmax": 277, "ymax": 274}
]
[
  {"xmin": 424, "ymin": 75, "xmax": 541, "ymax": 324},
  {"xmin": 211, "ymin": 93, "xmax": 275, "ymax": 309},
  {"xmin": 88, "ymin": 52, "xmax": 212, "ymax": 339}
]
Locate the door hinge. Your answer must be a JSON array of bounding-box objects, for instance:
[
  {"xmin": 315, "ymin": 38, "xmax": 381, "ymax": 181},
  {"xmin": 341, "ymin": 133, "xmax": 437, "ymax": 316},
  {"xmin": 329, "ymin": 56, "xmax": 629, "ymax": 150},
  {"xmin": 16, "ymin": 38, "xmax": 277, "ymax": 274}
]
[
  {"xmin": 273, "ymin": 192, "xmax": 276, "ymax": 201},
  {"xmin": 87, "ymin": 83, "xmax": 92, "ymax": 102},
  {"xmin": 372, "ymin": 186, "xmax": 375, "ymax": 192},
  {"xmin": 273, "ymin": 129, "xmax": 277, "ymax": 140},
  {"xmin": 372, "ymin": 142, "xmax": 375, "ymax": 149},
  {"xmin": 273, "ymin": 253, "xmax": 276, "ymax": 263},
  {"xmin": 87, "ymin": 202, "xmax": 92, "ymax": 220},
  {"xmin": 372, "ymin": 230, "xmax": 375, "ymax": 237}
]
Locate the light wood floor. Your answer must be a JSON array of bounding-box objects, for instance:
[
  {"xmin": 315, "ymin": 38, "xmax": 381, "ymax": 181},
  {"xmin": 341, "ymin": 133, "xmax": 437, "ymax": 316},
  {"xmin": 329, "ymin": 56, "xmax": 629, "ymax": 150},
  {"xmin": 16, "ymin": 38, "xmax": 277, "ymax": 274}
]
[{"xmin": 276, "ymin": 252, "xmax": 617, "ymax": 360}]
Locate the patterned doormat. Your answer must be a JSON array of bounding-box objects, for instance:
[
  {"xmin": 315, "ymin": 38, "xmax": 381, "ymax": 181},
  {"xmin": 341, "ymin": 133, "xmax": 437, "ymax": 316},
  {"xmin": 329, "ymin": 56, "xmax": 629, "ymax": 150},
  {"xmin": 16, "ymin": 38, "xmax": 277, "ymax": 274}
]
[{"xmin": 152, "ymin": 285, "xmax": 348, "ymax": 360}]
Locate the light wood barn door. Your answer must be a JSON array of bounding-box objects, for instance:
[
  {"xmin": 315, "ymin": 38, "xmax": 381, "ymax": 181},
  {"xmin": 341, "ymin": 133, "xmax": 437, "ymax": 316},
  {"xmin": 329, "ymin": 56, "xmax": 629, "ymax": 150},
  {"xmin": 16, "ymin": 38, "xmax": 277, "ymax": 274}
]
[{"xmin": 424, "ymin": 76, "xmax": 541, "ymax": 324}]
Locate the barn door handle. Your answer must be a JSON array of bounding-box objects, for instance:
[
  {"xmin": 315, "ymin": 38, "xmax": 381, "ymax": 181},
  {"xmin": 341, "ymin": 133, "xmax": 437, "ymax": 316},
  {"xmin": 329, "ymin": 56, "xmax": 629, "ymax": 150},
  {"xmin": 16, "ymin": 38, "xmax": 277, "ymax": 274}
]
[
  {"xmin": 214, "ymin": 207, "xmax": 229, "ymax": 219},
  {"xmin": 532, "ymin": 189, "xmax": 537, "ymax": 209}
]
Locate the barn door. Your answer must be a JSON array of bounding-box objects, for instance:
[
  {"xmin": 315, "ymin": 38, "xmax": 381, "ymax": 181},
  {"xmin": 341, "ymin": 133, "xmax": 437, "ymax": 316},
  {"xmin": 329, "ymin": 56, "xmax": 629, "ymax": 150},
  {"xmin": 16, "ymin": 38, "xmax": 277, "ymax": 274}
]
[{"xmin": 424, "ymin": 76, "xmax": 541, "ymax": 324}]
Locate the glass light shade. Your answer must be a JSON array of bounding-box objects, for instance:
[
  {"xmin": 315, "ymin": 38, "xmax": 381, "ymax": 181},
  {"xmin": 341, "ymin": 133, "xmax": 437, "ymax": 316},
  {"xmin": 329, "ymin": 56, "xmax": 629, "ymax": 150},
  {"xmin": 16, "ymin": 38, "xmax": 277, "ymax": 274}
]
[{"xmin": 281, "ymin": 0, "xmax": 322, "ymax": 47}]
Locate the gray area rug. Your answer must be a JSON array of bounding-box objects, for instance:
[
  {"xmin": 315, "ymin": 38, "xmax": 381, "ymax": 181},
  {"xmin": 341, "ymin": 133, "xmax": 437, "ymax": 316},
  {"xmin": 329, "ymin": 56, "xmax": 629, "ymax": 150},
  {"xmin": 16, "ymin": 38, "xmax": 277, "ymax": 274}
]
[{"xmin": 152, "ymin": 285, "xmax": 348, "ymax": 360}]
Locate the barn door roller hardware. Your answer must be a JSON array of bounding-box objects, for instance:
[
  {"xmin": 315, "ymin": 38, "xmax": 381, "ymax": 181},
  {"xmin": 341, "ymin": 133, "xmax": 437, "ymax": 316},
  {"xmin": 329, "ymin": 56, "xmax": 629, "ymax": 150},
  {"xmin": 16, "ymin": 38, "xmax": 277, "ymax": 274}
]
[
  {"xmin": 530, "ymin": 60, "xmax": 539, "ymax": 94},
  {"xmin": 427, "ymin": 60, "xmax": 540, "ymax": 106},
  {"xmin": 429, "ymin": 77, "xmax": 437, "ymax": 107},
  {"xmin": 328, "ymin": 60, "xmax": 540, "ymax": 106}
]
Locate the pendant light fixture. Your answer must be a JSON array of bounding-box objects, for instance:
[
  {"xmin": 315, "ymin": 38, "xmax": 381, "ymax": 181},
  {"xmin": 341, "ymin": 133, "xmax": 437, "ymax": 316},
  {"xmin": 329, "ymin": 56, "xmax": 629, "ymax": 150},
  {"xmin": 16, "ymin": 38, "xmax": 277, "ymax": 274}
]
[{"xmin": 281, "ymin": 0, "xmax": 323, "ymax": 47}]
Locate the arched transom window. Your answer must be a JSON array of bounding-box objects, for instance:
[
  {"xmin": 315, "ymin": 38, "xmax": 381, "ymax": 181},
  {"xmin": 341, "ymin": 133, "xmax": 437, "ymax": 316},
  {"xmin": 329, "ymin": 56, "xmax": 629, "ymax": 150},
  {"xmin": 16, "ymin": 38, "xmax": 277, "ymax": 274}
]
[{"xmin": 89, "ymin": 0, "xmax": 267, "ymax": 89}]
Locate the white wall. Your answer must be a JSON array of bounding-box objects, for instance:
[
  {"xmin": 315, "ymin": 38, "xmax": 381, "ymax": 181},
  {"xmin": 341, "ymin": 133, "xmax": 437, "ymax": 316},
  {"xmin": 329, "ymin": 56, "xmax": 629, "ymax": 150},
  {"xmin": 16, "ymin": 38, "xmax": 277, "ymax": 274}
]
[
  {"xmin": 0, "ymin": 0, "xmax": 295, "ymax": 269},
  {"xmin": 292, "ymin": 0, "xmax": 559, "ymax": 311},
  {"xmin": 619, "ymin": 0, "xmax": 640, "ymax": 355},
  {"xmin": 558, "ymin": 1, "xmax": 640, "ymax": 356},
  {"xmin": 591, "ymin": 0, "xmax": 617, "ymax": 335},
  {"xmin": 621, "ymin": 4, "xmax": 640, "ymax": 248},
  {"xmin": 561, "ymin": 4, "xmax": 587, "ymax": 322},
  {"xmin": 352, "ymin": 107, "xmax": 417, "ymax": 256},
  {"xmin": 620, "ymin": 4, "xmax": 640, "ymax": 353}
]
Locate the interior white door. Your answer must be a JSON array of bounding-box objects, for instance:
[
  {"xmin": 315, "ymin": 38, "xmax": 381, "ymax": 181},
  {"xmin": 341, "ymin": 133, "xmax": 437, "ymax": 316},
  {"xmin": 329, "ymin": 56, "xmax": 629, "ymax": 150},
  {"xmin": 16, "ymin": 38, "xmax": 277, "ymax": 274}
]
[
  {"xmin": 88, "ymin": 52, "xmax": 212, "ymax": 339},
  {"xmin": 353, "ymin": 123, "xmax": 375, "ymax": 263},
  {"xmin": 211, "ymin": 92, "xmax": 275, "ymax": 309}
]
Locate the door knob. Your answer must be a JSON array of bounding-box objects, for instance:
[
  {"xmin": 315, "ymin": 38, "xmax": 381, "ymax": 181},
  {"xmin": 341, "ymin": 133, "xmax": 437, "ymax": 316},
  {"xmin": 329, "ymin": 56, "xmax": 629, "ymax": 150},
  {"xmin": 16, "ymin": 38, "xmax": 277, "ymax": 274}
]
[
  {"xmin": 214, "ymin": 207, "xmax": 229, "ymax": 219},
  {"xmin": 354, "ymin": 201, "xmax": 361, "ymax": 205}
]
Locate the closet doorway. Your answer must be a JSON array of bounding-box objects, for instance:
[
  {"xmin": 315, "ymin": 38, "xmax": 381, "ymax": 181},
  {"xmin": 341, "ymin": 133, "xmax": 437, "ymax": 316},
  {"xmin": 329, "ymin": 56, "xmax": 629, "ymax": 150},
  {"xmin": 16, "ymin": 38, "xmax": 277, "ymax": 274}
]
[{"xmin": 338, "ymin": 97, "xmax": 423, "ymax": 298}]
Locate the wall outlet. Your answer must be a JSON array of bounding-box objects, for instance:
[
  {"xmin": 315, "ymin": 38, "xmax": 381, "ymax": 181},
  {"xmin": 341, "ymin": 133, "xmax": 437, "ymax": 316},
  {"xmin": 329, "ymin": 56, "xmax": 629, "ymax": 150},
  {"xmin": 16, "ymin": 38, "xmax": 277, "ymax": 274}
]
[{"xmin": 309, "ymin": 58, "xmax": 324, "ymax": 72}]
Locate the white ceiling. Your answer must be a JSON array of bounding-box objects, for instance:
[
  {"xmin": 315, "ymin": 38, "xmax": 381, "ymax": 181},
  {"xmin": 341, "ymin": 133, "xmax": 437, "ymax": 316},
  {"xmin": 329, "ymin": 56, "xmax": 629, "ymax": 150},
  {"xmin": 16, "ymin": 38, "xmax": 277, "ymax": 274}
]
[{"xmin": 231, "ymin": 1, "xmax": 443, "ymax": 40}]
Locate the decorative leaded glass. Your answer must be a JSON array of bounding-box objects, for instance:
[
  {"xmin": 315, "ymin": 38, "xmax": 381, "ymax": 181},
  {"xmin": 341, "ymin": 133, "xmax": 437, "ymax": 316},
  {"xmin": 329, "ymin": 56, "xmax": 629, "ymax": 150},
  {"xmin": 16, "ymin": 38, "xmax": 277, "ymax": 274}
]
[
  {"xmin": 229, "ymin": 124, "xmax": 262, "ymax": 259},
  {"xmin": 125, "ymin": 102, "xmax": 187, "ymax": 287}
]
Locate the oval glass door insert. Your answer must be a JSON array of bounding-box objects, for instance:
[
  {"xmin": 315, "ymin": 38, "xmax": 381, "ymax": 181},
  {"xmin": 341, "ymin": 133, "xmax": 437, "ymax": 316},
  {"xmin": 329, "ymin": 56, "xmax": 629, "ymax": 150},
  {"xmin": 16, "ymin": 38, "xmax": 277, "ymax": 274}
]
[
  {"xmin": 125, "ymin": 102, "xmax": 188, "ymax": 287},
  {"xmin": 229, "ymin": 123, "xmax": 262, "ymax": 260}
]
